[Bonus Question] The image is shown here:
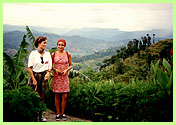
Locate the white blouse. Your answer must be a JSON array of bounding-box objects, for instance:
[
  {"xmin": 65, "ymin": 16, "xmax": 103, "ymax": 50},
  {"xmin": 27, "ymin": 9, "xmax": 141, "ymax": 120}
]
[{"xmin": 28, "ymin": 50, "xmax": 52, "ymax": 72}]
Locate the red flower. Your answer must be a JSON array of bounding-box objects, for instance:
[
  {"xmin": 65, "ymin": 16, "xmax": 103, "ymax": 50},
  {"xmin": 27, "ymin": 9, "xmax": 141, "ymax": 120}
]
[{"xmin": 169, "ymin": 47, "xmax": 173, "ymax": 56}]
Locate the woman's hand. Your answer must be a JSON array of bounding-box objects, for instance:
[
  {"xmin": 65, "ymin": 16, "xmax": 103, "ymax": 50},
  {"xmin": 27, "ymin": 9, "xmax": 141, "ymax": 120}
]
[
  {"xmin": 33, "ymin": 78, "xmax": 37, "ymax": 85},
  {"xmin": 44, "ymin": 72, "xmax": 50, "ymax": 80},
  {"xmin": 32, "ymin": 79, "xmax": 37, "ymax": 91},
  {"xmin": 55, "ymin": 68, "xmax": 63, "ymax": 74},
  {"xmin": 63, "ymin": 69, "xmax": 68, "ymax": 76}
]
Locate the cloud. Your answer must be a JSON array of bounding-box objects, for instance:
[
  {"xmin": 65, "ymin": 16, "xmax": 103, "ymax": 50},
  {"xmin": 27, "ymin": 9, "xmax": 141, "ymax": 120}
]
[{"xmin": 3, "ymin": 3, "xmax": 173, "ymax": 31}]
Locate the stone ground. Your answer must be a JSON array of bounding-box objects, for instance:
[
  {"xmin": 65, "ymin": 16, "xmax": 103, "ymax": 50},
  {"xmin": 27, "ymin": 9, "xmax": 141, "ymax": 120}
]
[{"xmin": 43, "ymin": 109, "xmax": 92, "ymax": 122}]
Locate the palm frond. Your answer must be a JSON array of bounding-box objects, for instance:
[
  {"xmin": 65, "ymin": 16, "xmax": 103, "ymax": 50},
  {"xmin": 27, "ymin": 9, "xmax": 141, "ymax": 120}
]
[{"xmin": 26, "ymin": 25, "xmax": 35, "ymax": 50}]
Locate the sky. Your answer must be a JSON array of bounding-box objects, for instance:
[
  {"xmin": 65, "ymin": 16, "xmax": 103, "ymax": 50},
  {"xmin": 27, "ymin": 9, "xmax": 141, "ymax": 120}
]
[{"xmin": 3, "ymin": 3, "xmax": 173, "ymax": 31}]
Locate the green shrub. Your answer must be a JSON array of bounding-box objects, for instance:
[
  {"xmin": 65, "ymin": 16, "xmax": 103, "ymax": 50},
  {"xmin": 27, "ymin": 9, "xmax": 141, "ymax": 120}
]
[
  {"xmin": 3, "ymin": 86, "xmax": 46, "ymax": 122},
  {"xmin": 67, "ymin": 80, "xmax": 126, "ymax": 121},
  {"xmin": 66, "ymin": 78, "xmax": 172, "ymax": 122}
]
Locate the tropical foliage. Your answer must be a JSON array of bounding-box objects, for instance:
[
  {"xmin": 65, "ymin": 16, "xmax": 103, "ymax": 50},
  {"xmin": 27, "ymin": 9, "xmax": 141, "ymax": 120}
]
[
  {"xmin": 3, "ymin": 35, "xmax": 29, "ymax": 90},
  {"xmin": 3, "ymin": 86, "xmax": 46, "ymax": 122},
  {"xmin": 151, "ymin": 59, "xmax": 173, "ymax": 98}
]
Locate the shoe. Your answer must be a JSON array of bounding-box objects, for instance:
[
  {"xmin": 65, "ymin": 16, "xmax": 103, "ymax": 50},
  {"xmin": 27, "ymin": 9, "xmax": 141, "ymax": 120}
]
[
  {"xmin": 56, "ymin": 114, "xmax": 61, "ymax": 121},
  {"xmin": 61, "ymin": 114, "xmax": 67, "ymax": 121},
  {"xmin": 40, "ymin": 115, "xmax": 47, "ymax": 122}
]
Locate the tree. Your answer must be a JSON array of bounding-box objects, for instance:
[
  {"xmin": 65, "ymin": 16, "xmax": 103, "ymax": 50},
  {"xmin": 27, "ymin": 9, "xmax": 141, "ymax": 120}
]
[
  {"xmin": 141, "ymin": 36, "xmax": 147, "ymax": 50},
  {"xmin": 132, "ymin": 39, "xmax": 139, "ymax": 54},
  {"xmin": 146, "ymin": 34, "xmax": 151, "ymax": 47},
  {"xmin": 139, "ymin": 40, "xmax": 143, "ymax": 51},
  {"xmin": 153, "ymin": 34, "xmax": 155, "ymax": 44},
  {"xmin": 120, "ymin": 47, "xmax": 127, "ymax": 59},
  {"xmin": 127, "ymin": 41, "xmax": 133, "ymax": 57}
]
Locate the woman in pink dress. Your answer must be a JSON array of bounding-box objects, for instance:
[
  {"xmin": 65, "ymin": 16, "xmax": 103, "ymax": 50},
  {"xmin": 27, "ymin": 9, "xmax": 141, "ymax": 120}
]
[{"xmin": 51, "ymin": 38, "xmax": 72, "ymax": 121}]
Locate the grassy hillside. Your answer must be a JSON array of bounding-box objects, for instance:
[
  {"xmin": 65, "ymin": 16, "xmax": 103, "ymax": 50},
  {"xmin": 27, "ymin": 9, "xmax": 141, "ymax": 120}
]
[{"xmin": 102, "ymin": 39, "xmax": 173, "ymax": 83}]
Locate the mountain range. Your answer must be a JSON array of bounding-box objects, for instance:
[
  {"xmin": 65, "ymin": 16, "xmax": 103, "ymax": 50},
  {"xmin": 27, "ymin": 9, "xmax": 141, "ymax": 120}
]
[{"xmin": 3, "ymin": 24, "xmax": 173, "ymax": 57}]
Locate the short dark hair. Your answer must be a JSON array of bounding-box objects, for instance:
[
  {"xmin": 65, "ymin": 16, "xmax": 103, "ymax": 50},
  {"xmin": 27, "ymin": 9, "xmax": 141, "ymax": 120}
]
[{"xmin": 34, "ymin": 36, "xmax": 47, "ymax": 48}]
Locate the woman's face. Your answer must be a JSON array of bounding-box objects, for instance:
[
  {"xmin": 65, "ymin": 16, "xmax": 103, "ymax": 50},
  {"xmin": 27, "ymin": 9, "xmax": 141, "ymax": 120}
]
[
  {"xmin": 38, "ymin": 40, "xmax": 47, "ymax": 50},
  {"xmin": 57, "ymin": 42, "xmax": 65, "ymax": 51}
]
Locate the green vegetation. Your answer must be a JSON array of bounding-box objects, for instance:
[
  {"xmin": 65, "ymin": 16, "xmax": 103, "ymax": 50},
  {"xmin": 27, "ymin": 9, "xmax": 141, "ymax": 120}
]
[
  {"xmin": 66, "ymin": 79, "xmax": 172, "ymax": 121},
  {"xmin": 3, "ymin": 26, "xmax": 173, "ymax": 122},
  {"xmin": 3, "ymin": 35, "xmax": 29, "ymax": 90},
  {"xmin": 3, "ymin": 86, "xmax": 46, "ymax": 122}
]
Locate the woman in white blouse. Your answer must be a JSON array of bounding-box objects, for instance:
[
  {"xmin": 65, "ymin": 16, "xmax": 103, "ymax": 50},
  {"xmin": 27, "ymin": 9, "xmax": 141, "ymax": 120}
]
[{"xmin": 28, "ymin": 36, "xmax": 52, "ymax": 122}]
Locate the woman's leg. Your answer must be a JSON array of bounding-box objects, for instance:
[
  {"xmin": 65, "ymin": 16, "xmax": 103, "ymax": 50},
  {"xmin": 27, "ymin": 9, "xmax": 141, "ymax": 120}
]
[
  {"xmin": 55, "ymin": 93, "xmax": 61, "ymax": 115},
  {"xmin": 61, "ymin": 93, "xmax": 68, "ymax": 115}
]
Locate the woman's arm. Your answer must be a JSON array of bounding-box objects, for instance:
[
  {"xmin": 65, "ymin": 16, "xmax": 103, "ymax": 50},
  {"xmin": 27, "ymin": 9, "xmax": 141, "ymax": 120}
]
[
  {"xmin": 67, "ymin": 52, "xmax": 72, "ymax": 70},
  {"xmin": 44, "ymin": 53, "xmax": 52, "ymax": 80},
  {"xmin": 63, "ymin": 52, "xmax": 72, "ymax": 75}
]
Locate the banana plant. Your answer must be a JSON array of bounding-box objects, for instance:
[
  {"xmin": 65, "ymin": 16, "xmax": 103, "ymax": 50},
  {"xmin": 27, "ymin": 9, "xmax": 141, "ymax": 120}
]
[
  {"xmin": 3, "ymin": 35, "xmax": 29, "ymax": 89},
  {"xmin": 151, "ymin": 58, "xmax": 173, "ymax": 98}
]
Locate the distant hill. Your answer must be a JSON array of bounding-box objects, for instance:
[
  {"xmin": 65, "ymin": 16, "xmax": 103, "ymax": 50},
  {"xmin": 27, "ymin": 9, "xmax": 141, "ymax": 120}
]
[
  {"xmin": 61, "ymin": 27, "xmax": 125, "ymax": 41},
  {"xmin": 3, "ymin": 30, "xmax": 122, "ymax": 56},
  {"xmin": 62, "ymin": 27, "xmax": 173, "ymax": 42},
  {"xmin": 109, "ymin": 29, "xmax": 173, "ymax": 41}
]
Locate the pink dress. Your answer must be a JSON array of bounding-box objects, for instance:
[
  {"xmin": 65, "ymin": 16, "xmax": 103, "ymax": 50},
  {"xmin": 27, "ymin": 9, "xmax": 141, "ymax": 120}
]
[{"xmin": 52, "ymin": 53, "xmax": 70, "ymax": 93}]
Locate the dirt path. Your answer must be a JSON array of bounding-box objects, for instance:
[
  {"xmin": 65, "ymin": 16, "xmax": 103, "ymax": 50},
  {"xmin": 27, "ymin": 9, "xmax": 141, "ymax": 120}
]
[{"xmin": 44, "ymin": 109, "xmax": 92, "ymax": 122}]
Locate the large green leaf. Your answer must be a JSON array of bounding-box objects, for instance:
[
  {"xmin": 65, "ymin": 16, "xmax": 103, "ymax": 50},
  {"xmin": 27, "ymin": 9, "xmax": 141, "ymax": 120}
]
[
  {"xmin": 165, "ymin": 72, "xmax": 173, "ymax": 95},
  {"xmin": 156, "ymin": 69, "xmax": 163, "ymax": 89},
  {"xmin": 160, "ymin": 71, "xmax": 169, "ymax": 88},
  {"xmin": 26, "ymin": 25, "xmax": 35, "ymax": 50},
  {"xmin": 95, "ymin": 83, "xmax": 101, "ymax": 95},
  {"xmin": 154, "ymin": 60, "xmax": 160, "ymax": 73},
  {"xmin": 156, "ymin": 68, "xmax": 169, "ymax": 90},
  {"xmin": 151, "ymin": 60, "xmax": 160, "ymax": 79},
  {"xmin": 151, "ymin": 62, "xmax": 155, "ymax": 74},
  {"xmin": 163, "ymin": 58, "xmax": 171, "ymax": 74}
]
